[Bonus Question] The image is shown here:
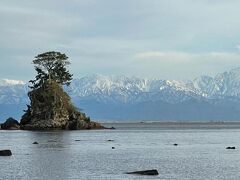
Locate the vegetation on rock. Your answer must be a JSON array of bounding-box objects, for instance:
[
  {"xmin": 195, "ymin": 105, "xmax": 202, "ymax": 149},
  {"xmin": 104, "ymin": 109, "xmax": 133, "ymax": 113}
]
[
  {"xmin": 29, "ymin": 51, "xmax": 73, "ymax": 89},
  {"xmin": 20, "ymin": 51, "xmax": 103, "ymax": 130}
]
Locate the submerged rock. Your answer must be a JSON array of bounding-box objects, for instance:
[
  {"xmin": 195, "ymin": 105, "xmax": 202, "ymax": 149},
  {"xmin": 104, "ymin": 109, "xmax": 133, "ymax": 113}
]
[
  {"xmin": 105, "ymin": 127, "xmax": 116, "ymax": 130},
  {"xmin": 226, "ymin": 147, "xmax": 236, "ymax": 149},
  {"xmin": 1, "ymin": 117, "xmax": 20, "ymax": 130},
  {"xmin": 32, "ymin": 142, "xmax": 39, "ymax": 144},
  {"xmin": 0, "ymin": 150, "xmax": 12, "ymax": 156},
  {"xmin": 126, "ymin": 169, "xmax": 159, "ymax": 176}
]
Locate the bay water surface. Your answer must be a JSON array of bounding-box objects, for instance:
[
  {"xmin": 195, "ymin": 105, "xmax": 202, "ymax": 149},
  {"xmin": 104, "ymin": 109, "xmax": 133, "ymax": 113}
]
[{"xmin": 1, "ymin": 122, "xmax": 240, "ymax": 180}]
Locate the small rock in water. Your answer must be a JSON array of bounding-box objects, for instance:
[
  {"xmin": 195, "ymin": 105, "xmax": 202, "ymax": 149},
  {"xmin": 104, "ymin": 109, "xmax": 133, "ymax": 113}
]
[
  {"xmin": 108, "ymin": 140, "xmax": 114, "ymax": 142},
  {"xmin": 126, "ymin": 169, "xmax": 159, "ymax": 176},
  {"xmin": 105, "ymin": 127, "xmax": 116, "ymax": 130},
  {"xmin": 226, "ymin": 146, "xmax": 236, "ymax": 149},
  {"xmin": 1, "ymin": 117, "xmax": 20, "ymax": 130},
  {"xmin": 75, "ymin": 140, "xmax": 81, "ymax": 142},
  {"xmin": 173, "ymin": 143, "xmax": 178, "ymax": 146},
  {"xmin": 112, "ymin": 147, "xmax": 115, "ymax": 149},
  {"xmin": 0, "ymin": 149, "xmax": 12, "ymax": 156},
  {"xmin": 33, "ymin": 142, "xmax": 39, "ymax": 144}
]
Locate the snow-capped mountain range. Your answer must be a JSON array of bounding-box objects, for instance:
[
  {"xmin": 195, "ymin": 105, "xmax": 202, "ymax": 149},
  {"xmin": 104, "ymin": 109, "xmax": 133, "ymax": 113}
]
[
  {"xmin": 1, "ymin": 68, "xmax": 240, "ymax": 121},
  {"xmin": 67, "ymin": 67, "xmax": 240, "ymax": 104}
]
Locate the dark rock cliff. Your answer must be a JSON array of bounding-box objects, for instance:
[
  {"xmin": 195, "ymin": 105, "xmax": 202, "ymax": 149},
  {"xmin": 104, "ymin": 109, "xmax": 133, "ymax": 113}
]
[{"xmin": 20, "ymin": 80, "xmax": 103, "ymax": 130}]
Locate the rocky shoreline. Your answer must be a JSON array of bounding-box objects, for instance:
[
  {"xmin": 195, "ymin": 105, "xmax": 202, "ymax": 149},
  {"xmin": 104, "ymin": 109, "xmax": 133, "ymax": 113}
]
[{"xmin": 0, "ymin": 117, "xmax": 105, "ymax": 131}]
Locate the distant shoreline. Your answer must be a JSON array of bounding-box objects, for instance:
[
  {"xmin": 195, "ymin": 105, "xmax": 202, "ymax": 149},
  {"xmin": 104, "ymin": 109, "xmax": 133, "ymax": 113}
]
[
  {"xmin": 101, "ymin": 121, "xmax": 240, "ymax": 130},
  {"xmin": 100, "ymin": 120, "xmax": 240, "ymax": 124}
]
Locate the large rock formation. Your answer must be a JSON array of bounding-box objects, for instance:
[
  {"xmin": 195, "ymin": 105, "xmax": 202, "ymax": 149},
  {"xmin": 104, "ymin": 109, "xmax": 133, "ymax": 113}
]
[
  {"xmin": 1, "ymin": 117, "xmax": 20, "ymax": 130},
  {"xmin": 20, "ymin": 80, "xmax": 103, "ymax": 130}
]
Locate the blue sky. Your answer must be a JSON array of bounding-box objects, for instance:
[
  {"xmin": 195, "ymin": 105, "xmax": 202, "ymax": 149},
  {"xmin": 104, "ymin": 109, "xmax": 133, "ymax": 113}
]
[{"xmin": 1, "ymin": 0, "xmax": 240, "ymax": 81}]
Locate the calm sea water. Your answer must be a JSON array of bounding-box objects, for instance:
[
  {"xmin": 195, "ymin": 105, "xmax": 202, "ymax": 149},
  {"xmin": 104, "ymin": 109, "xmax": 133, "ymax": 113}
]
[{"xmin": 1, "ymin": 122, "xmax": 240, "ymax": 180}]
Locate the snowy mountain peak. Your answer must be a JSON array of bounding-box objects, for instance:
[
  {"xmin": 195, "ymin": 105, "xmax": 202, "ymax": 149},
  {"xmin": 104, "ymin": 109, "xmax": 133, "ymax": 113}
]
[
  {"xmin": 2, "ymin": 68, "xmax": 240, "ymax": 120},
  {"xmin": 2, "ymin": 67, "xmax": 240, "ymax": 104}
]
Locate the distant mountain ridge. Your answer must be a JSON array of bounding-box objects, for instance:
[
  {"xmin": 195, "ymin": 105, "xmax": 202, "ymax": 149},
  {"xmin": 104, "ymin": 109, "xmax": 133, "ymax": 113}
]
[{"xmin": 1, "ymin": 68, "xmax": 240, "ymax": 121}]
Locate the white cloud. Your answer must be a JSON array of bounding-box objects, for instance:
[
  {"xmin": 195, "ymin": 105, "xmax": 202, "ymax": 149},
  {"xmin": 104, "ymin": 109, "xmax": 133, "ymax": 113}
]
[
  {"xmin": 134, "ymin": 51, "xmax": 193, "ymax": 63},
  {"xmin": 134, "ymin": 51, "xmax": 240, "ymax": 63},
  {"xmin": 132, "ymin": 51, "xmax": 240, "ymax": 79},
  {"xmin": 1, "ymin": 0, "xmax": 240, "ymax": 80}
]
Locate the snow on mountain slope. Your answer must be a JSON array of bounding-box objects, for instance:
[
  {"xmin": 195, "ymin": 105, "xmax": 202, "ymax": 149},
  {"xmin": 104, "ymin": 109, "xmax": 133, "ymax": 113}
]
[
  {"xmin": 0, "ymin": 79, "xmax": 28, "ymax": 105},
  {"xmin": 2, "ymin": 68, "xmax": 240, "ymax": 105},
  {"xmin": 2, "ymin": 68, "xmax": 240, "ymax": 120},
  {"xmin": 191, "ymin": 67, "xmax": 240, "ymax": 97},
  {"xmin": 66, "ymin": 75, "xmax": 193, "ymax": 104}
]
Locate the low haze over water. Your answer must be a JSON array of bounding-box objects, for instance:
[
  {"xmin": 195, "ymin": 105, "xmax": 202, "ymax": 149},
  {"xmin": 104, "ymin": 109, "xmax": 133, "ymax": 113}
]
[{"xmin": 1, "ymin": 122, "xmax": 240, "ymax": 180}]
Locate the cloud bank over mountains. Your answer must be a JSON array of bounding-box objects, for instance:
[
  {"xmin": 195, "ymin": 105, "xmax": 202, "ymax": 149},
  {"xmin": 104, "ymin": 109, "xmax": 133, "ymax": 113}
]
[{"xmin": 1, "ymin": 0, "xmax": 240, "ymax": 80}]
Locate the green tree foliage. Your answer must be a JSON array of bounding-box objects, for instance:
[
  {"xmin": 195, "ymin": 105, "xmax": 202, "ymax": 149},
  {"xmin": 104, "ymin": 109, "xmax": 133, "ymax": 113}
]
[{"xmin": 29, "ymin": 51, "xmax": 73, "ymax": 89}]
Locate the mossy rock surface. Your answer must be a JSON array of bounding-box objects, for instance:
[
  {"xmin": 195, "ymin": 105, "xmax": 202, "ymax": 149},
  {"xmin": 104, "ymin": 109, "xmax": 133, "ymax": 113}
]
[{"xmin": 20, "ymin": 80, "xmax": 103, "ymax": 130}]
